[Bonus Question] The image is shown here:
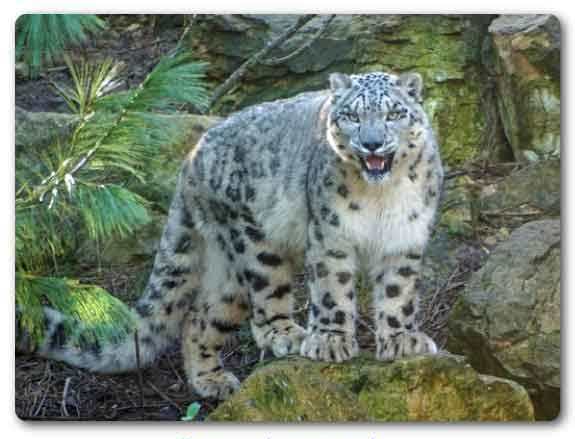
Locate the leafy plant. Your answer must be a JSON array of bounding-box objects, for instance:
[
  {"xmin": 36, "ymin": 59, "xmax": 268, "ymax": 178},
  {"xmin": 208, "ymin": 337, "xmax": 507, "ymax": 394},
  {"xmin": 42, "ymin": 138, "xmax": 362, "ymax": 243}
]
[
  {"xmin": 16, "ymin": 14, "xmax": 106, "ymax": 77},
  {"xmin": 51, "ymin": 55, "xmax": 123, "ymax": 118},
  {"xmin": 16, "ymin": 51, "xmax": 210, "ymax": 349},
  {"xmin": 181, "ymin": 402, "xmax": 201, "ymax": 421}
]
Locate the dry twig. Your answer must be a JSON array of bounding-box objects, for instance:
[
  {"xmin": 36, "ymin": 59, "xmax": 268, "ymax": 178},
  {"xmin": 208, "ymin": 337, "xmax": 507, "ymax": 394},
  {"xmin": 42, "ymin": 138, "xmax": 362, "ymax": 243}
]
[
  {"xmin": 260, "ymin": 15, "xmax": 336, "ymax": 66},
  {"xmin": 60, "ymin": 377, "xmax": 72, "ymax": 417},
  {"xmin": 134, "ymin": 331, "xmax": 145, "ymax": 413}
]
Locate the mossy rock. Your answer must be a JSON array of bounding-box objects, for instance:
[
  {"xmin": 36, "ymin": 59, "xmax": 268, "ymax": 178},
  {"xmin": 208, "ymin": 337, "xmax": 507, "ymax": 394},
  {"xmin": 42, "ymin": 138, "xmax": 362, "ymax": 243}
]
[
  {"xmin": 16, "ymin": 107, "xmax": 77, "ymax": 150},
  {"xmin": 208, "ymin": 354, "xmax": 534, "ymax": 422},
  {"xmin": 489, "ymin": 15, "xmax": 560, "ymax": 161},
  {"xmin": 142, "ymin": 114, "xmax": 221, "ymax": 210}
]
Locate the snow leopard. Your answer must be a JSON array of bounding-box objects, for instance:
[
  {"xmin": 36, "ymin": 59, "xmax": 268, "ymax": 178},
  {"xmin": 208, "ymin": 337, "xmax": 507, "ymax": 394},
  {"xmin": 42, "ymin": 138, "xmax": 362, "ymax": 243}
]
[{"xmin": 26, "ymin": 71, "xmax": 444, "ymax": 400}]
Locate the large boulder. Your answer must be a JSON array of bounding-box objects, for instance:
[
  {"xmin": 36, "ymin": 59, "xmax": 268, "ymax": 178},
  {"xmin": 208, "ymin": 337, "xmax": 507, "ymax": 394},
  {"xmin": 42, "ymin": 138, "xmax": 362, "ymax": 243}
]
[
  {"xmin": 209, "ymin": 355, "xmax": 533, "ymax": 422},
  {"xmin": 488, "ymin": 15, "xmax": 560, "ymax": 162},
  {"xmin": 189, "ymin": 14, "xmax": 494, "ymax": 165},
  {"xmin": 448, "ymin": 219, "xmax": 560, "ymax": 420},
  {"xmin": 479, "ymin": 160, "xmax": 560, "ymax": 220},
  {"xmin": 15, "ymin": 106, "xmax": 77, "ymax": 150}
]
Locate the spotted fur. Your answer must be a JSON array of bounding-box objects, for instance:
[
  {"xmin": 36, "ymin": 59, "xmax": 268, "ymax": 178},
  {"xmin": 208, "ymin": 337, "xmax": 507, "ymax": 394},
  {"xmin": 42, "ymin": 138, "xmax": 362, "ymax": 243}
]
[{"xmin": 29, "ymin": 71, "xmax": 443, "ymax": 400}]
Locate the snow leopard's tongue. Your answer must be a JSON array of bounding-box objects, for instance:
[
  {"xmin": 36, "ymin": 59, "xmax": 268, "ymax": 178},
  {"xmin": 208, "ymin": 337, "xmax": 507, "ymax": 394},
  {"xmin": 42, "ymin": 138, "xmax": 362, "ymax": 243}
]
[{"xmin": 365, "ymin": 155, "xmax": 386, "ymax": 171}]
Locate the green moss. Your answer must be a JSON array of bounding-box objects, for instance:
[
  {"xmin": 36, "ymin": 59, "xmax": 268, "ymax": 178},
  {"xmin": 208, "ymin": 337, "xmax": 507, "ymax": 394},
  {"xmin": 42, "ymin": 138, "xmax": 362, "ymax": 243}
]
[{"xmin": 208, "ymin": 355, "xmax": 534, "ymax": 422}]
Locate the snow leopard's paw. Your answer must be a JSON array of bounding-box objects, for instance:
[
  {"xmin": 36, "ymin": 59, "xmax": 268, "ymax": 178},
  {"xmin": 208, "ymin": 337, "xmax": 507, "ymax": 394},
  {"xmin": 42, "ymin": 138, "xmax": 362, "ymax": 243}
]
[
  {"xmin": 376, "ymin": 331, "xmax": 437, "ymax": 361},
  {"xmin": 300, "ymin": 331, "xmax": 358, "ymax": 363}
]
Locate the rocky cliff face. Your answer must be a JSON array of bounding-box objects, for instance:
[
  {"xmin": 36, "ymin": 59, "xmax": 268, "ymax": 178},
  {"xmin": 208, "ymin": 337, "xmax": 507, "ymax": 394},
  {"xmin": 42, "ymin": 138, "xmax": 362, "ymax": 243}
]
[
  {"xmin": 187, "ymin": 14, "xmax": 560, "ymax": 167},
  {"xmin": 188, "ymin": 14, "xmax": 493, "ymax": 165},
  {"xmin": 488, "ymin": 15, "xmax": 560, "ymax": 162}
]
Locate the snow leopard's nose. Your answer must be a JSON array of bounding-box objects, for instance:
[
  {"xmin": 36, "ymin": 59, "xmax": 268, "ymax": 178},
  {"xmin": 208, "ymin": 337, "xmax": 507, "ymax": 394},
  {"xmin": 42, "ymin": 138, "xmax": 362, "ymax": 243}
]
[{"xmin": 362, "ymin": 141, "xmax": 383, "ymax": 152}]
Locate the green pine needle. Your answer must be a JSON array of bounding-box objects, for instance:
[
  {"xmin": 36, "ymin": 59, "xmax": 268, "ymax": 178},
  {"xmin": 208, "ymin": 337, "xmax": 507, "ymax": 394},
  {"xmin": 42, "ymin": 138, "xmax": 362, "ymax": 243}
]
[
  {"xmin": 74, "ymin": 184, "xmax": 151, "ymax": 240},
  {"xmin": 16, "ymin": 14, "xmax": 106, "ymax": 77},
  {"xmin": 16, "ymin": 274, "xmax": 136, "ymax": 350}
]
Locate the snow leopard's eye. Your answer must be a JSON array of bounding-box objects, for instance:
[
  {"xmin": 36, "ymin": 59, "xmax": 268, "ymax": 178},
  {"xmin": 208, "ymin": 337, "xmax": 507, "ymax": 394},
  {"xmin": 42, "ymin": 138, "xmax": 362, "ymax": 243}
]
[
  {"xmin": 344, "ymin": 113, "xmax": 360, "ymax": 123},
  {"xmin": 386, "ymin": 111, "xmax": 402, "ymax": 121}
]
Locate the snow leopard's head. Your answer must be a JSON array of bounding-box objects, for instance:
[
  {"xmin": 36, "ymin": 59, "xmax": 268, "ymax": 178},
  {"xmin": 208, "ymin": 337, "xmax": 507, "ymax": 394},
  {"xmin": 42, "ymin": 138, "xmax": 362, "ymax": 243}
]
[{"xmin": 327, "ymin": 71, "xmax": 427, "ymax": 184}]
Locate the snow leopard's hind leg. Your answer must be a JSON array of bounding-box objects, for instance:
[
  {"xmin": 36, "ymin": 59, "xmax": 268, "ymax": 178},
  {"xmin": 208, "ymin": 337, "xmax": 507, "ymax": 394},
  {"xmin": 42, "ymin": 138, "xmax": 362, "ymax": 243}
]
[{"xmin": 181, "ymin": 239, "xmax": 251, "ymax": 400}]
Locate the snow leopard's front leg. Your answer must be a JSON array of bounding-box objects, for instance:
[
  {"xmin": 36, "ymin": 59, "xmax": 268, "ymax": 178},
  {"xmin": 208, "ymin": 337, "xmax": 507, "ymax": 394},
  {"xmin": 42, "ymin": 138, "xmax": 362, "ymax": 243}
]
[
  {"xmin": 300, "ymin": 237, "xmax": 359, "ymax": 362},
  {"xmin": 372, "ymin": 252, "xmax": 437, "ymax": 360}
]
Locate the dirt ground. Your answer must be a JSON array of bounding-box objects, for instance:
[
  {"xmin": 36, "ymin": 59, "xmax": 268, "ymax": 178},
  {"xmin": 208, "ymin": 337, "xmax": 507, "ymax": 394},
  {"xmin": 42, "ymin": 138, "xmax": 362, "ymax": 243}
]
[
  {"xmin": 15, "ymin": 15, "xmax": 506, "ymax": 421},
  {"xmin": 16, "ymin": 15, "xmax": 185, "ymax": 113}
]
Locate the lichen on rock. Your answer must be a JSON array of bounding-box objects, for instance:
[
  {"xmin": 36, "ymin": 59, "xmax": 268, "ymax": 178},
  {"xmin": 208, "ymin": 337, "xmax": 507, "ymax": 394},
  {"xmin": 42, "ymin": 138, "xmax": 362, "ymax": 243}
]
[
  {"xmin": 448, "ymin": 219, "xmax": 560, "ymax": 420},
  {"xmin": 208, "ymin": 354, "xmax": 534, "ymax": 422},
  {"xmin": 488, "ymin": 15, "xmax": 560, "ymax": 162}
]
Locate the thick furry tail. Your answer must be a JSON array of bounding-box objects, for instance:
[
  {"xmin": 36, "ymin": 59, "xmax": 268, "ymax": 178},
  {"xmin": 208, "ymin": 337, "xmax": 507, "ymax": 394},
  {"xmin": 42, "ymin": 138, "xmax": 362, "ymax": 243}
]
[{"xmin": 19, "ymin": 179, "xmax": 205, "ymax": 374}]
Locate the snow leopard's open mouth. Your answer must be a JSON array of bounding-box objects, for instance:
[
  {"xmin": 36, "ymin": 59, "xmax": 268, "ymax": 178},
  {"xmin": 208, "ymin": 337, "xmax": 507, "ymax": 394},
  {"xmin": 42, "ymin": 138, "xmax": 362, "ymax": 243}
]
[{"xmin": 359, "ymin": 152, "xmax": 396, "ymax": 178}]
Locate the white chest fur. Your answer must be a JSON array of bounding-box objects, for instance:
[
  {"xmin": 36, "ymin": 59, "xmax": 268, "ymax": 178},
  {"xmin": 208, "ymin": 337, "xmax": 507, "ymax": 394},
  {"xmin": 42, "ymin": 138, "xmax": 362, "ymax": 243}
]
[{"xmin": 336, "ymin": 175, "xmax": 433, "ymax": 257}]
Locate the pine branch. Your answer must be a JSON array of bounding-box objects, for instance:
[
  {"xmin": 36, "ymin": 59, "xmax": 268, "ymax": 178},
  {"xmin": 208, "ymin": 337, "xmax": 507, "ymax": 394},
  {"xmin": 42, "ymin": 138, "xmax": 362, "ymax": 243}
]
[
  {"xmin": 23, "ymin": 52, "xmax": 209, "ymax": 209},
  {"xmin": 15, "ymin": 50, "xmax": 209, "ymax": 349},
  {"xmin": 16, "ymin": 15, "xmax": 106, "ymax": 77}
]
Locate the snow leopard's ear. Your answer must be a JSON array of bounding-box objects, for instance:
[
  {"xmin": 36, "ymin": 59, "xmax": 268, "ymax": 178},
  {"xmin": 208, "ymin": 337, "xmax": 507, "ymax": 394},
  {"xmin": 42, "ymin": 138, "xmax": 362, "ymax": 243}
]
[
  {"xmin": 329, "ymin": 73, "xmax": 352, "ymax": 92},
  {"xmin": 398, "ymin": 72, "xmax": 424, "ymax": 103}
]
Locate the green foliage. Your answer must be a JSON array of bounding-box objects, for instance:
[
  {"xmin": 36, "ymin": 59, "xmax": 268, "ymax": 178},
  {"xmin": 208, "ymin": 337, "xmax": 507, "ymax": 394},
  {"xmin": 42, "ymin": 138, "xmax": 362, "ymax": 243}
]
[
  {"xmin": 51, "ymin": 56, "xmax": 123, "ymax": 117},
  {"xmin": 75, "ymin": 184, "xmax": 151, "ymax": 241},
  {"xmin": 16, "ymin": 50, "xmax": 210, "ymax": 349},
  {"xmin": 181, "ymin": 402, "xmax": 202, "ymax": 421},
  {"xmin": 16, "ymin": 274, "xmax": 136, "ymax": 350},
  {"xmin": 16, "ymin": 14, "xmax": 106, "ymax": 77}
]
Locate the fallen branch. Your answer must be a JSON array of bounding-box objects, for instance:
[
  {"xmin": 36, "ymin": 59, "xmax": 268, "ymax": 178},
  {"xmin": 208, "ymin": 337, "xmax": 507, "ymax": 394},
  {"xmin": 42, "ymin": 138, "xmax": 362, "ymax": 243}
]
[
  {"xmin": 208, "ymin": 14, "xmax": 318, "ymax": 111},
  {"xmin": 260, "ymin": 15, "xmax": 336, "ymax": 66},
  {"xmin": 481, "ymin": 209, "xmax": 542, "ymax": 218},
  {"xmin": 145, "ymin": 379, "xmax": 183, "ymax": 414}
]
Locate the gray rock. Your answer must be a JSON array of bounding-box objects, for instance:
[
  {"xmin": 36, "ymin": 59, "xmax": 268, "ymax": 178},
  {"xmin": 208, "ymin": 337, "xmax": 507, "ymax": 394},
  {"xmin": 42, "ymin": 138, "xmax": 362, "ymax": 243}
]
[
  {"xmin": 489, "ymin": 15, "xmax": 560, "ymax": 161},
  {"xmin": 479, "ymin": 160, "xmax": 560, "ymax": 220},
  {"xmin": 16, "ymin": 106, "xmax": 77, "ymax": 150},
  {"xmin": 448, "ymin": 219, "xmax": 560, "ymax": 420}
]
